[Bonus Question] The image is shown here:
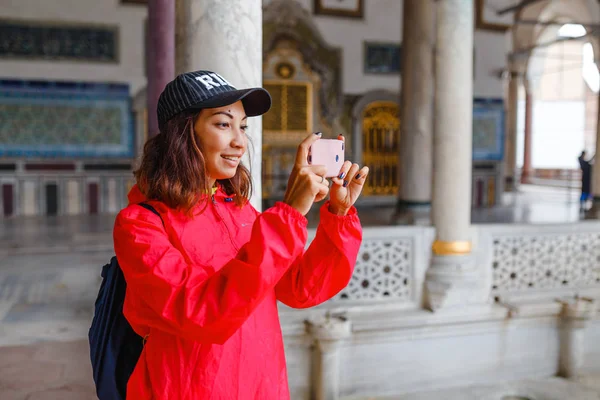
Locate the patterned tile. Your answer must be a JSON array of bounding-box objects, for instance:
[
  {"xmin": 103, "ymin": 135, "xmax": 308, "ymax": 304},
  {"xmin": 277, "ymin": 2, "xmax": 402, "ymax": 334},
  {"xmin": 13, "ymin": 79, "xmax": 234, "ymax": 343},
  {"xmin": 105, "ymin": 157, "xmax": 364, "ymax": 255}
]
[{"xmin": 0, "ymin": 80, "xmax": 134, "ymax": 158}]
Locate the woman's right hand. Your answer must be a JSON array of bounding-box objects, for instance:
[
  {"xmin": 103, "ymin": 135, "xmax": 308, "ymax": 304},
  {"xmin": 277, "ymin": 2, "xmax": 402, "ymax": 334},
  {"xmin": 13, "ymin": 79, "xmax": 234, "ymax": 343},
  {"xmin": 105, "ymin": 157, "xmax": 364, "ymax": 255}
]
[{"xmin": 283, "ymin": 132, "xmax": 330, "ymax": 216}]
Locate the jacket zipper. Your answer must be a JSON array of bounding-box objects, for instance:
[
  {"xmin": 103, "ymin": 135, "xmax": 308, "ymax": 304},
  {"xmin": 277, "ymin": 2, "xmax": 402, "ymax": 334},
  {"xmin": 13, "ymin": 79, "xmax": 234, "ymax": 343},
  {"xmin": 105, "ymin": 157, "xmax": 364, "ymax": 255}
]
[{"xmin": 212, "ymin": 195, "xmax": 240, "ymax": 253}]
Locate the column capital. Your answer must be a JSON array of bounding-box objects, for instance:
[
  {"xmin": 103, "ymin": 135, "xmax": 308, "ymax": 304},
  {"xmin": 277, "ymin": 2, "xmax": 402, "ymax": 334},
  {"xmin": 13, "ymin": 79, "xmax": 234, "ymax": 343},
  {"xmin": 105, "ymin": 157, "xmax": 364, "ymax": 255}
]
[
  {"xmin": 507, "ymin": 57, "xmax": 528, "ymax": 77},
  {"xmin": 558, "ymin": 297, "xmax": 596, "ymax": 321},
  {"xmin": 306, "ymin": 315, "xmax": 352, "ymax": 344}
]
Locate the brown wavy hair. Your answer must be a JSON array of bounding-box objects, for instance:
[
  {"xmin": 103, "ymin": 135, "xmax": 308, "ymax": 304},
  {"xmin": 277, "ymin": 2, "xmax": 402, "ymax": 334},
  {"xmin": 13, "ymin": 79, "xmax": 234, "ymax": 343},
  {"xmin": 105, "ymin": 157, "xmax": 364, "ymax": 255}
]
[{"xmin": 134, "ymin": 112, "xmax": 252, "ymax": 215}]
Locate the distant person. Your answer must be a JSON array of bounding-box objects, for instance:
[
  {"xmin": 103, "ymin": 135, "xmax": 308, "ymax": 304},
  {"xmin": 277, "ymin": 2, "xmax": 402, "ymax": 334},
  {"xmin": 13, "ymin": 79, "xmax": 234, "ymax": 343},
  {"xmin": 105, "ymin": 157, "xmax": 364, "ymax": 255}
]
[{"xmin": 578, "ymin": 150, "xmax": 592, "ymax": 210}]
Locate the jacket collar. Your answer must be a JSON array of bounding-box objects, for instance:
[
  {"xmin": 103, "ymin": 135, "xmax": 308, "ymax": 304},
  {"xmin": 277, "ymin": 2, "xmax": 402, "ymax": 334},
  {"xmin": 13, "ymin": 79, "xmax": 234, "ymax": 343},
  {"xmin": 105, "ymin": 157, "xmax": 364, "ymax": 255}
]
[
  {"xmin": 212, "ymin": 183, "xmax": 236, "ymax": 202},
  {"xmin": 127, "ymin": 183, "xmax": 235, "ymax": 206}
]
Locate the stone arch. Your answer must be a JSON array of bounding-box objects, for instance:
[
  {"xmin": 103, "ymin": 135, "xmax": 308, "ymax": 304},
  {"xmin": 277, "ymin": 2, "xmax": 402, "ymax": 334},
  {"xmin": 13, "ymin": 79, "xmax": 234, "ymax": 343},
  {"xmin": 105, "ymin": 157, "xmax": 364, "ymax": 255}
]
[
  {"xmin": 513, "ymin": 0, "xmax": 600, "ymax": 84},
  {"xmin": 512, "ymin": 0, "xmax": 600, "ymax": 174}
]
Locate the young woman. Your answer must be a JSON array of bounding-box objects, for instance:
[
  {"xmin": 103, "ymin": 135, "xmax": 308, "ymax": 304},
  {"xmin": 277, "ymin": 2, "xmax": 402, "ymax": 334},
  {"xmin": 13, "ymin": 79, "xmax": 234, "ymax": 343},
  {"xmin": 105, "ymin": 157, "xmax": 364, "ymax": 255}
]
[{"xmin": 113, "ymin": 70, "xmax": 369, "ymax": 399}]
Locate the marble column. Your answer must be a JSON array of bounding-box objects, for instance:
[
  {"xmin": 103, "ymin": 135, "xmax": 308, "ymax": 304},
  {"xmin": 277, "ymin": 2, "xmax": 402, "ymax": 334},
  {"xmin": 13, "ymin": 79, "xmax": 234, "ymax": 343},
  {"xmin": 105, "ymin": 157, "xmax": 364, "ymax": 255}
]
[
  {"xmin": 425, "ymin": 0, "xmax": 479, "ymax": 310},
  {"xmin": 504, "ymin": 71, "xmax": 520, "ymax": 192},
  {"xmin": 175, "ymin": 0, "xmax": 192, "ymax": 76},
  {"xmin": 395, "ymin": 0, "xmax": 435, "ymax": 222},
  {"xmin": 521, "ymin": 88, "xmax": 534, "ymax": 184},
  {"xmin": 306, "ymin": 316, "xmax": 351, "ymax": 400},
  {"xmin": 174, "ymin": 0, "xmax": 264, "ymax": 209},
  {"xmin": 147, "ymin": 0, "xmax": 175, "ymax": 137}
]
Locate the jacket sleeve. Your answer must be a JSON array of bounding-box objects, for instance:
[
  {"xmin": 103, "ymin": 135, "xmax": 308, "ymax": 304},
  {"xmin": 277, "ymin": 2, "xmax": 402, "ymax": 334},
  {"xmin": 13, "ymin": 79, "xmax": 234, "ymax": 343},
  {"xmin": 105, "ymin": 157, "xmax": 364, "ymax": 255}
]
[
  {"xmin": 274, "ymin": 201, "xmax": 362, "ymax": 308},
  {"xmin": 113, "ymin": 201, "xmax": 307, "ymax": 344}
]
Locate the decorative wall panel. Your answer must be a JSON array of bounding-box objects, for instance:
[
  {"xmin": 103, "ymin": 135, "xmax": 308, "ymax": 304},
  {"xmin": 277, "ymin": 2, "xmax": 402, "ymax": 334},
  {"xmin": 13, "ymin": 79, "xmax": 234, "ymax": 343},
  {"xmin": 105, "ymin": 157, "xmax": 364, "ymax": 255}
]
[
  {"xmin": 363, "ymin": 42, "xmax": 401, "ymax": 74},
  {"xmin": 0, "ymin": 80, "xmax": 134, "ymax": 158},
  {"xmin": 0, "ymin": 19, "xmax": 118, "ymax": 62},
  {"xmin": 473, "ymin": 98, "xmax": 504, "ymax": 161},
  {"xmin": 335, "ymin": 238, "xmax": 412, "ymax": 302}
]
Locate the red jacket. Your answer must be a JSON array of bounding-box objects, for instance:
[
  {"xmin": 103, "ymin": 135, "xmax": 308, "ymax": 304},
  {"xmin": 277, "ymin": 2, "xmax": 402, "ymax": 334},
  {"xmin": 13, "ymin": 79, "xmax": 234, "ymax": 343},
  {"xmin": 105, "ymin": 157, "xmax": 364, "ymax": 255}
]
[{"xmin": 113, "ymin": 185, "xmax": 362, "ymax": 399}]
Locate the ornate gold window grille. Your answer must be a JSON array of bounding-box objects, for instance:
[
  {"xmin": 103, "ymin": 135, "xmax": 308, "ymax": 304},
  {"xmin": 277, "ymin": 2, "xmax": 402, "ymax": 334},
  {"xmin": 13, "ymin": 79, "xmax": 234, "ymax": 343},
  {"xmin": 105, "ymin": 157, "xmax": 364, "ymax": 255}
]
[
  {"xmin": 361, "ymin": 101, "xmax": 400, "ymax": 196},
  {"xmin": 263, "ymin": 80, "xmax": 313, "ymax": 134}
]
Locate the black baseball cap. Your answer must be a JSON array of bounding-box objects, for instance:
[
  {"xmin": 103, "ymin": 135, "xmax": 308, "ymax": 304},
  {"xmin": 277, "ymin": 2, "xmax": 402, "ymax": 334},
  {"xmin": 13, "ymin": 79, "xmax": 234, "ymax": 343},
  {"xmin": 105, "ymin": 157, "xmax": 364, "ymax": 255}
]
[{"xmin": 157, "ymin": 70, "xmax": 272, "ymax": 130}]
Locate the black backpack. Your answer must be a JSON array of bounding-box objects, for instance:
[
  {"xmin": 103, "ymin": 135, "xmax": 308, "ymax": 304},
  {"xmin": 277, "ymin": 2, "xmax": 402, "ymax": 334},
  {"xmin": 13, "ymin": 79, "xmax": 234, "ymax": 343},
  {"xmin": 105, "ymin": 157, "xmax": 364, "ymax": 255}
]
[{"xmin": 88, "ymin": 203, "xmax": 163, "ymax": 400}]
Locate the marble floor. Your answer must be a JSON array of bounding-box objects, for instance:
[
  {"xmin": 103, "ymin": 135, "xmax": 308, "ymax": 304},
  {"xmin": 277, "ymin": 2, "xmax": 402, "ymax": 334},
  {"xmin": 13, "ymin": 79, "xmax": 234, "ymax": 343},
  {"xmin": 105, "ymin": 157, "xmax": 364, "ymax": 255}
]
[
  {"xmin": 0, "ymin": 339, "xmax": 97, "ymax": 400},
  {"xmin": 0, "ymin": 250, "xmax": 104, "ymax": 399},
  {"xmin": 0, "ymin": 251, "xmax": 105, "ymax": 347}
]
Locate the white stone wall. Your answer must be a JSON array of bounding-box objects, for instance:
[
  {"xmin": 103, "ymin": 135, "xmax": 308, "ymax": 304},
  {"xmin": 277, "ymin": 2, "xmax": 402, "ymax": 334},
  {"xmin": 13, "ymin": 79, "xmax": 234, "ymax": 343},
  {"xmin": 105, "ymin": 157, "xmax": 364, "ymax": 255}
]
[
  {"xmin": 264, "ymin": 0, "xmax": 509, "ymax": 98},
  {"xmin": 2, "ymin": 0, "xmax": 509, "ymax": 99},
  {"xmin": 474, "ymin": 30, "xmax": 508, "ymax": 99},
  {"xmin": 336, "ymin": 317, "xmax": 561, "ymax": 396},
  {"xmin": 0, "ymin": 0, "xmax": 147, "ymax": 94}
]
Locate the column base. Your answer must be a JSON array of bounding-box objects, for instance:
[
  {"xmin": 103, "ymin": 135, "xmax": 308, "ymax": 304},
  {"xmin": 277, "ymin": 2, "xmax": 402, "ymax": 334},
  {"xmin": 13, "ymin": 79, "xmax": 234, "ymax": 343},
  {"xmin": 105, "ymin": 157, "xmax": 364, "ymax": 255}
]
[
  {"xmin": 392, "ymin": 199, "xmax": 431, "ymax": 225},
  {"xmin": 520, "ymin": 171, "xmax": 532, "ymax": 185},
  {"xmin": 425, "ymin": 253, "xmax": 482, "ymax": 311},
  {"xmin": 504, "ymin": 176, "xmax": 517, "ymax": 192}
]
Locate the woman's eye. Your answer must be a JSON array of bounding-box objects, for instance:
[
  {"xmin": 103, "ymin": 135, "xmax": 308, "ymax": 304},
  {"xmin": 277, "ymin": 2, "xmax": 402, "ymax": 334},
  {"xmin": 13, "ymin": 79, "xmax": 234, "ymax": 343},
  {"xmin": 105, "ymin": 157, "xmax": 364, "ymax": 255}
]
[
  {"xmin": 241, "ymin": 125, "xmax": 249, "ymax": 132},
  {"xmin": 216, "ymin": 122, "xmax": 230, "ymax": 128}
]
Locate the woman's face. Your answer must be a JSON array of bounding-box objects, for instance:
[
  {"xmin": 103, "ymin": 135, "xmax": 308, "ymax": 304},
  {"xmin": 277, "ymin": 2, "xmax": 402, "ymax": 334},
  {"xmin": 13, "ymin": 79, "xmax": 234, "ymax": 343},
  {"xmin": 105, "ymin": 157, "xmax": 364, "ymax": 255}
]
[{"xmin": 194, "ymin": 101, "xmax": 248, "ymax": 186}]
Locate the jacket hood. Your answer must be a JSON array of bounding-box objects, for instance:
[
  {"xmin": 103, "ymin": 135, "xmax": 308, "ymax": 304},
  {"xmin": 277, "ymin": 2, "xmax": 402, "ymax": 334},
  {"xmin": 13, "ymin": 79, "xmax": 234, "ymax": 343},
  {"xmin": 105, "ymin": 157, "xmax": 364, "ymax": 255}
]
[{"xmin": 127, "ymin": 184, "xmax": 147, "ymax": 205}]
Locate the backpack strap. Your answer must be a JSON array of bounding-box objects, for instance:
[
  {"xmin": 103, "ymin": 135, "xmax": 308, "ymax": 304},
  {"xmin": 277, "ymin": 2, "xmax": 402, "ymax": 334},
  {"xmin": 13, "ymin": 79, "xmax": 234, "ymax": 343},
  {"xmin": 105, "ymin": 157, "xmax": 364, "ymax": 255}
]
[
  {"xmin": 137, "ymin": 203, "xmax": 165, "ymax": 227},
  {"xmin": 134, "ymin": 203, "xmax": 164, "ymax": 346}
]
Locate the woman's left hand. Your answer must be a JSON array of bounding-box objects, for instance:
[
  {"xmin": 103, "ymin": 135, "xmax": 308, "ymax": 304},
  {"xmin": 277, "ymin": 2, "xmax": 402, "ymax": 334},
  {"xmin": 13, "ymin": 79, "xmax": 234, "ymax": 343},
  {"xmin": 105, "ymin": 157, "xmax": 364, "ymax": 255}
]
[{"xmin": 329, "ymin": 135, "xmax": 369, "ymax": 216}]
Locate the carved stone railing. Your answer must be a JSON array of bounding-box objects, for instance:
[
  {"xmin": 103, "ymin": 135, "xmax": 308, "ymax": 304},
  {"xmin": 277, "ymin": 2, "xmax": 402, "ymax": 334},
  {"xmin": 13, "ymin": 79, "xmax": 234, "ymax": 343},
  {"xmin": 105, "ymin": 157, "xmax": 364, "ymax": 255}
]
[
  {"xmin": 302, "ymin": 221, "xmax": 600, "ymax": 309},
  {"xmin": 477, "ymin": 221, "xmax": 600, "ymax": 303},
  {"xmin": 306, "ymin": 226, "xmax": 434, "ymax": 308},
  {"xmin": 0, "ymin": 170, "xmax": 134, "ymax": 216}
]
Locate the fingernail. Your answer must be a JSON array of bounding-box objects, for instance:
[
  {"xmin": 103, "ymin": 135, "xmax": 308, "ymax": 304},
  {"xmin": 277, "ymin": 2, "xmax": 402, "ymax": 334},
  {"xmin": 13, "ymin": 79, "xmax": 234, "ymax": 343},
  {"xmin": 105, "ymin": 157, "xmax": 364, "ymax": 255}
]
[
  {"xmin": 343, "ymin": 180, "xmax": 349, "ymax": 188},
  {"xmin": 338, "ymin": 172, "xmax": 345, "ymax": 179},
  {"xmin": 355, "ymin": 174, "xmax": 361, "ymax": 179},
  {"xmin": 314, "ymin": 132, "xmax": 322, "ymax": 136}
]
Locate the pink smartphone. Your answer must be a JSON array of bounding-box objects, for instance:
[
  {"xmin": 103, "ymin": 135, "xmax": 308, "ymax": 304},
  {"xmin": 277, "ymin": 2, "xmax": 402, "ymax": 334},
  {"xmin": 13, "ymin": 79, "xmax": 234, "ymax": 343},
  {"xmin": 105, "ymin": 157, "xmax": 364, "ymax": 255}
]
[{"xmin": 308, "ymin": 139, "xmax": 345, "ymax": 178}]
